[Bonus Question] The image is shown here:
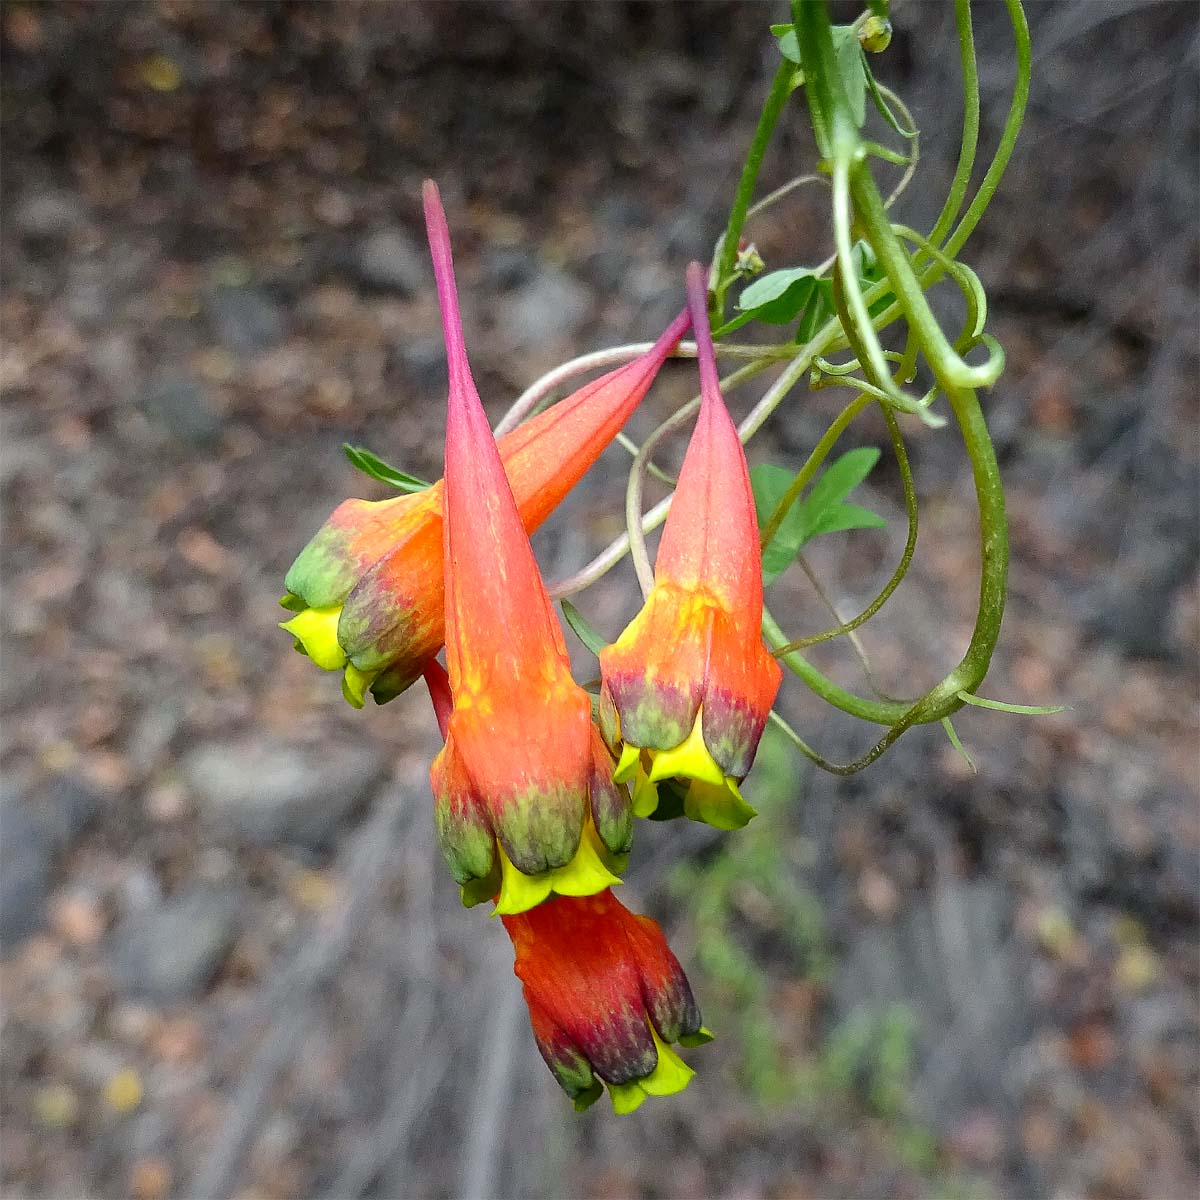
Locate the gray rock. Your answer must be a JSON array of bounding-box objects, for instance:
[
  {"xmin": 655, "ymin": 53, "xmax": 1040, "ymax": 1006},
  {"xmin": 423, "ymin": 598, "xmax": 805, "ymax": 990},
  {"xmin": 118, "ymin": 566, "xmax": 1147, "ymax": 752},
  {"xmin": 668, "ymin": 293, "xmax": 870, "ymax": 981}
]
[
  {"xmin": 355, "ymin": 227, "xmax": 426, "ymax": 294},
  {"xmin": 400, "ymin": 337, "xmax": 448, "ymax": 392},
  {"xmin": 112, "ymin": 887, "xmax": 239, "ymax": 1003},
  {"xmin": 14, "ymin": 187, "xmax": 88, "ymax": 239},
  {"xmin": 126, "ymin": 701, "xmax": 183, "ymax": 776},
  {"xmin": 1086, "ymin": 542, "xmax": 1199, "ymax": 659},
  {"xmin": 482, "ymin": 245, "xmax": 535, "ymax": 290},
  {"xmin": 183, "ymin": 739, "xmax": 386, "ymax": 850},
  {"xmin": 207, "ymin": 285, "xmax": 287, "ymax": 355},
  {"xmin": 506, "ymin": 269, "xmax": 592, "ymax": 349},
  {"xmin": 41, "ymin": 776, "xmax": 103, "ymax": 845},
  {"xmin": 136, "ymin": 369, "xmax": 221, "ymax": 446},
  {"xmin": 0, "ymin": 802, "xmax": 55, "ymax": 947},
  {"xmin": 0, "ymin": 779, "xmax": 101, "ymax": 949}
]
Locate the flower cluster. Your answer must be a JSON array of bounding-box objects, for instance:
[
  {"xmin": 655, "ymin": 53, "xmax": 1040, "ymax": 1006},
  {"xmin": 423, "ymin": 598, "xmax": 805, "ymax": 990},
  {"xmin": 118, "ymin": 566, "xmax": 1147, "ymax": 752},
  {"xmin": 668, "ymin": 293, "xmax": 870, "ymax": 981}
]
[{"xmin": 280, "ymin": 182, "xmax": 780, "ymax": 1111}]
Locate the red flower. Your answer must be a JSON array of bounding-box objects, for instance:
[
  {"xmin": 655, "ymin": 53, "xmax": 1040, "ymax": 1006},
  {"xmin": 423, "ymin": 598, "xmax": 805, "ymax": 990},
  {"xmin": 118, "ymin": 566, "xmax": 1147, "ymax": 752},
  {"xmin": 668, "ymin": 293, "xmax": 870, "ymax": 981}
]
[
  {"xmin": 599, "ymin": 263, "xmax": 781, "ymax": 829},
  {"xmin": 423, "ymin": 183, "xmax": 631, "ymax": 915},
  {"xmin": 503, "ymin": 890, "xmax": 711, "ymax": 1112}
]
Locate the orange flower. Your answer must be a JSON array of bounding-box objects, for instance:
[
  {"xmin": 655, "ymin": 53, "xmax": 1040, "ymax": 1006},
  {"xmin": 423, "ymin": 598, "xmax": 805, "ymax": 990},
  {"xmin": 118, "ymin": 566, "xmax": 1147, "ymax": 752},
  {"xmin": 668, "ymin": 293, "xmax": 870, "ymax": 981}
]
[
  {"xmin": 503, "ymin": 890, "xmax": 711, "ymax": 1112},
  {"xmin": 281, "ymin": 207, "xmax": 689, "ymax": 708},
  {"xmin": 599, "ymin": 263, "xmax": 782, "ymax": 830},
  {"xmin": 422, "ymin": 182, "xmax": 632, "ymax": 915}
]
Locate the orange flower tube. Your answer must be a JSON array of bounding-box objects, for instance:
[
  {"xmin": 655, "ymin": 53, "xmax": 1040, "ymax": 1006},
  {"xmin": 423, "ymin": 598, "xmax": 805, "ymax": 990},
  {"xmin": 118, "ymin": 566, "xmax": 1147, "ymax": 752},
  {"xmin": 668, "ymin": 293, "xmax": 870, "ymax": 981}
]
[
  {"xmin": 599, "ymin": 263, "xmax": 782, "ymax": 830},
  {"xmin": 422, "ymin": 183, "xmax": 632, "ymax": 916},
  {"xmin": 281, "ymin": 211, "xmax": 690, "ymax": 708},
  {"xmin": 503, "ymin": 890, "xmax": 711, "ymax": 1112}
]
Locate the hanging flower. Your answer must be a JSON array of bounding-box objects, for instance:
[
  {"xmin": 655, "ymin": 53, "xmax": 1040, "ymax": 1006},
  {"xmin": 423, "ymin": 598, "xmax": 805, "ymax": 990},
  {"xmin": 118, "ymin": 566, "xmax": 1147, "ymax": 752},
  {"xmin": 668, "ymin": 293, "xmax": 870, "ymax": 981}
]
[
  {"xmin": 503, "ymin": 890, "xmax": 711, "ymax": 1113},
  {"xmin": 281, "ymin": 206, "xmax": 690, "ymax": 708},
  {"xmin": 599, "ymin": 263, "xmax": 782, "ymax": 830},
  {"xmin": 423, "ymin": 182, "xmax": 632, "ymax": 916}
]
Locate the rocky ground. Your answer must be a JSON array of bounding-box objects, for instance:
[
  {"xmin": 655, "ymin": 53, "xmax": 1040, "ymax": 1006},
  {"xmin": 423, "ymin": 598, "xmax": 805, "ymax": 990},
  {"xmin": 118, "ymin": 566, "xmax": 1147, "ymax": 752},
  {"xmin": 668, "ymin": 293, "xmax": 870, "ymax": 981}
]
[{"xmin": 2, "ymin": 4, "xmax": 1197, "ymax": 1199}]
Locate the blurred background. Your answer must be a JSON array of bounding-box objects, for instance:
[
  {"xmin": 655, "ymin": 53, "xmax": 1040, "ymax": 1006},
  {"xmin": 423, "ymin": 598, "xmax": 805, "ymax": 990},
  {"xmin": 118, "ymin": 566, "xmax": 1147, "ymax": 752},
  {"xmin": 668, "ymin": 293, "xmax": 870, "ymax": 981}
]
[{"xmin": 2, "ymin": 3, "xmax": 1197, "ymax": 1198}]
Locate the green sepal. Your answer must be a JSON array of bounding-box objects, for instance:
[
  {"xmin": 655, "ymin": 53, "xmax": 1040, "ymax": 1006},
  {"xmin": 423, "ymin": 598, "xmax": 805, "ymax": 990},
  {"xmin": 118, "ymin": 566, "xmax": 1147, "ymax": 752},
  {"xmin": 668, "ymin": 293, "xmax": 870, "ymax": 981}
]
[
  {"xmin": 342, "ymin": 444, "xmax": 431, "ymax": 493},
  {"xmin": 279, "ymin": 592, "xmax": 307, "ymax": 612},
  {"xmin": 570, "ymin": 1080, "xmax": 604, "ymax": 1112},
  {"xmin": 561, "ymin": 600, "xmax": 610, "ymax": 657},
  {"xmin": 368, "ymin": 661, "xmax": 424, "ymax": 706},
  {"xmin": 460, "ymin": 866, "xmax": 500, "ymax": 909}
]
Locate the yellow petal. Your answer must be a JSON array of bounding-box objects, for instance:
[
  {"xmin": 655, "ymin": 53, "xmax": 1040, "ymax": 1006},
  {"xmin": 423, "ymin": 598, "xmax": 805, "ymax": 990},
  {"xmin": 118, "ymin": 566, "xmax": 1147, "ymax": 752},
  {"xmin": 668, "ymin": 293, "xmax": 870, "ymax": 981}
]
[
  {"xmin": 492, "ymin": 819, "xmax": 624, "ymax": 917},
  {"xmin": 494, "ymin": 848, "xmax": 553, "ymax": 915},
  {"xmin": 631, "ymin": 765, "xmax": 659, "ymax": 818},
  {"xmin": 607, "ymin": 1024, "xmax": 696, "ymax": 1114},
  {"xmin": 647, "ymin": 709, "xmax": 724, "ymax": 786},
  {"xmin": 341, "ymin": 662, "xmax": 379, "ymax": 709},
  {"xmin": 613, "ymin": 741, "xmax": 641, "ymax": 784},
  {"xmin": 279, "ymin": 605, "xmax": 347, "ymax": 671},
  {"xmin": 683, "ymin": 776, "xmax": 757, "ymax": 830}
]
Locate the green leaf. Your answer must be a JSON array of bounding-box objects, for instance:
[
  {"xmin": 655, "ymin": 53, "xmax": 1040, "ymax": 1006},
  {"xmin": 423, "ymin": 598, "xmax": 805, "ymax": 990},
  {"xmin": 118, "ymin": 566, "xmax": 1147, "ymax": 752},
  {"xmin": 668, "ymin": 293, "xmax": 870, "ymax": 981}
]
[
  {"xmin": 803, "ymin": 447, "xmax": 881, "ymax": 513},
  {"xmin": 795, "ymin": 278, "xmax": 835, "ymax": 344},
  {"xmin": 343, "ymin": 444, "xmax": 431, "ymax": 493},
  {"xmin": 737, "ymin": 268, "xmax": 818, "ymax": 325},
  {"xmin": 560, "ymin": 600, "xmax": 610, "ymax": 657},
  {"xmin": 956, "ymin": 691, "xmax": 1068, "ymax": 716},
  {"xmin": 771, "ymin": 23, "xmax": 801, "ymax": 64},
  {"xmin": 831, "ymin": 24, "xmax": 867, "ymax": 129},
  {"xmin": 805, "ymin": 501, "xmax": 887, "ymax": 539},
  {"xmin": 752, "ymin": 449, "xmax": 886, "ymax": 585},
  {"xmin": 751, "ymin": 464, "xmax": 807, "ymax": 584}
]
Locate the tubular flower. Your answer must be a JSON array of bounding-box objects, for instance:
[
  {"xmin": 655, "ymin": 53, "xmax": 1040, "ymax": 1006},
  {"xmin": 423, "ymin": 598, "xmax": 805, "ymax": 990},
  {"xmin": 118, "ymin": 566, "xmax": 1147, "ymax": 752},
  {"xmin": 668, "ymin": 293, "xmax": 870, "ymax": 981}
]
[
  {"xmin": 503, "ymin": 890, "xmax": 711, "ymax": 1113},
  {"xmin": 423, "ymin": 181, "xmax": 632, "ymax": 916},
  {"xmin": 599, "ymin": 263, "xmax": 782, "ymax": 831},
  {"xmin": 281, "ymin": 267, "xmax": 690, "ymax": 712}
]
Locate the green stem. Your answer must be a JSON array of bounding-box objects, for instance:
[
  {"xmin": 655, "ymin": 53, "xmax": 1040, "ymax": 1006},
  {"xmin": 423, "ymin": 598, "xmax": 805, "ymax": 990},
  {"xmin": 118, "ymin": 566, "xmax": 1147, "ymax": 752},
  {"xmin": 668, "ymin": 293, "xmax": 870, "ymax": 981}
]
[
  {"xmin": 763, "ymin": 608, "xmax": 910, "ymax": 726},
  {"xmin": 943, "ymin": 0, "xmax": 1031, "ymax": 261},
  {"xmin": 778, "ymin": 0, "xmax": 1012, "ymax": 771},
  {"xmin": 926, "ymin": 0, "xmax": 980, "ymax": 249},
  {"xmin": 817, "ymin": 0, "xmax": 1030, "ymax": 355},
  {"xmin": 849, "ymin": 167, "xmax": 991, "ymax": 389},
  {"xmin": 711, "ymin": 60, "xmax": 796, "ymax": 322}
]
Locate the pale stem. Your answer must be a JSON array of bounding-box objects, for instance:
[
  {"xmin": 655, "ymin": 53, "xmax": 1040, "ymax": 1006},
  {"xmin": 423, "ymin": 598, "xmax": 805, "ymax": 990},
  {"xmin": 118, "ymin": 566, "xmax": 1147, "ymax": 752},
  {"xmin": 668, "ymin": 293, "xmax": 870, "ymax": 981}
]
[{"xmin": 494, "ymin": 340, "xmax": 794, "ymax": 438}]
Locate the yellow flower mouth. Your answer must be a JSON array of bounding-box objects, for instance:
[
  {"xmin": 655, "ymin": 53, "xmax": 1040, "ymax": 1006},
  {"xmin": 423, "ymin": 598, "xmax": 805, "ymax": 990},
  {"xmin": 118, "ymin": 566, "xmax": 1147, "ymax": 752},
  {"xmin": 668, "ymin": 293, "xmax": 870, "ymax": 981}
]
[
  {"xmin": 462, "ymin": 817, "xmax": 625, "ymax": 917},
  {"xmin": 607, "ymin": 1024, "xmax": 696, "ymax": 1114},
  {"xmin": 340, "ymin": 662, "xmax": 381, "ymax": 709},
  {"xmin": 612, "ymin": 709, "xmax": 757, "ymax": 830},
  {"xmin": 280, "ymin": 604, "xmax": 346, "ymax": 671},
  {"xmin": 280, "ymin": 605, "xmax": 382, "ymax": 707}
]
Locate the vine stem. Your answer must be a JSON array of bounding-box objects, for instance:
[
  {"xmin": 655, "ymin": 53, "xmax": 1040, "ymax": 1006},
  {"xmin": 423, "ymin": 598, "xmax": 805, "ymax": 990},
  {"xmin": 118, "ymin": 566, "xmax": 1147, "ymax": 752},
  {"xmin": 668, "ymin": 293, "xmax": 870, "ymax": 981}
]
[
  {"xmin": 562, "ymin": 0, "xmax": 1028, "ymax": 742},
  {"xmin": 710, "ymin": 59, "xmax": 796, "ymax": 321},
  {"xmin": 926, "ymin": 0, "xmax": 980, "ymax": 250},
  {"xmin": 773, "ymin": 0, "xmax": 1016, "ymax": 770},
  {"xmin": 492, "ymin": 340, "xmax": 792, "ymax": 439}
]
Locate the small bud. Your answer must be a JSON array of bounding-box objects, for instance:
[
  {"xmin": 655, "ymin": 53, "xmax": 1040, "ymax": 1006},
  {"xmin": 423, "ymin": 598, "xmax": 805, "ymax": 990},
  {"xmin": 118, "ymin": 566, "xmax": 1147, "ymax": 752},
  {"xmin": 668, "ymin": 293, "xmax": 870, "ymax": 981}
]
[
  {"xmin": 735, "ymin": 242, "xmax": 766, "ymax": 278},
  {"xmin": 858, "ymin": 15, "xmax": 892, "ymax": 54}
]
